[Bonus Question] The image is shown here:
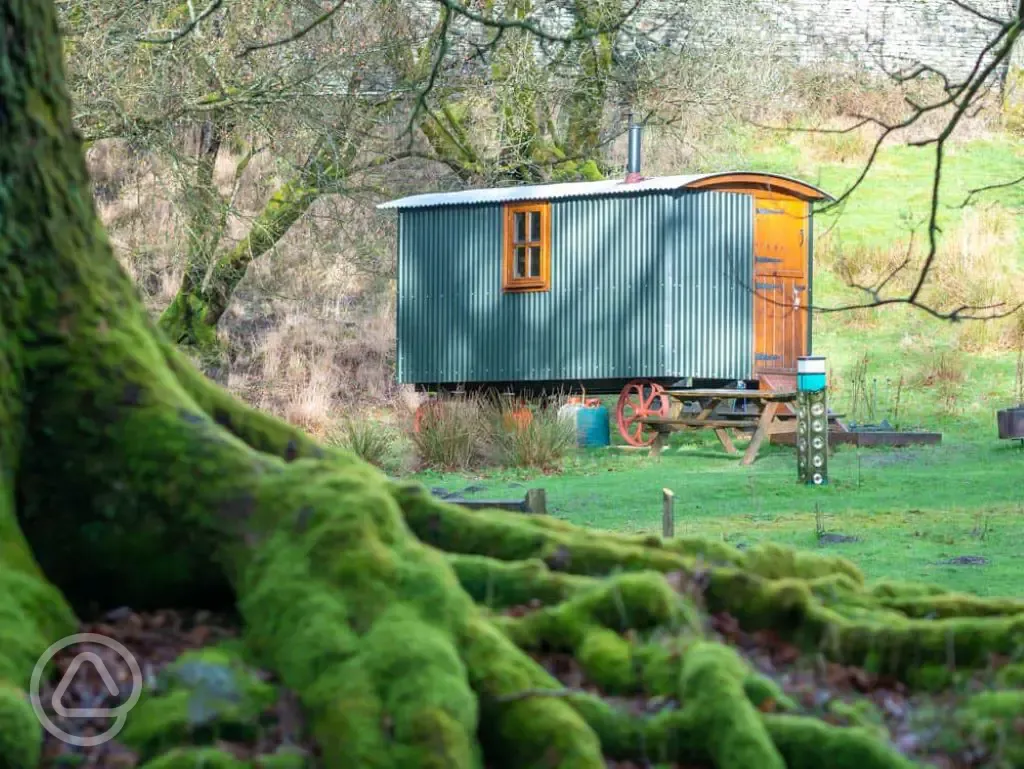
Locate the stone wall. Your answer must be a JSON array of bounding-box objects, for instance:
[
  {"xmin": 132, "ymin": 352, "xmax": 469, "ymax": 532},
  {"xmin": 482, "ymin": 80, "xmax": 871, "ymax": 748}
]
[
  {"xmin": 644, "ymin": 0, "xmax": 1019, "ymax": 83},
  {"xmin": 414, "ymin": 0, "xmax": 1021, "ymax": 85}
]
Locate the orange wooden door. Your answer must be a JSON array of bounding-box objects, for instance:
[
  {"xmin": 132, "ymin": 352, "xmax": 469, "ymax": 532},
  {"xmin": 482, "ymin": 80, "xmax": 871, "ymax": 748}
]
[{"xmin": 752, "ymin": 196, "xmax": 809, "ymax": 374}]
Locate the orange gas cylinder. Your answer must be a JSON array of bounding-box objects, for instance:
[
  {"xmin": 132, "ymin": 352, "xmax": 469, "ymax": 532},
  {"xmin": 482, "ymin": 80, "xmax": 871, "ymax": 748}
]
[{"xmin": 503, "ymin": 406, "xmax": 533, "ymax": 431}]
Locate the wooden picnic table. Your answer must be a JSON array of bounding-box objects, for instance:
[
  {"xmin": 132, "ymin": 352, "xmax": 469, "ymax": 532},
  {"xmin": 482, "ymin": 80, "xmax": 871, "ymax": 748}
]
[{"xmin": 641, "ymin": 388, "xmax": 798, "ymax": 466}]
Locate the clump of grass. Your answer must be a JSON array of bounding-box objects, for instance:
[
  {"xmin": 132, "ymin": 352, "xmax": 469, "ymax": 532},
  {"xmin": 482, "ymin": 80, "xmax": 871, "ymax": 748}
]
[
  {"xmin": 818, "ymin": 207, "xmax": 1023, "ymax": 353},
  {"xmin": 487, "ymin": 397, "xmax": 576, "ymax": 471},
  {"xmin": 929, "ymin": 207, "xmax": 1020, "ymax": 312},
  {"xmin": 409, "ymin": 394, "xmax": 490, "ymax": 471},
  {"xmin": 328, "ymin": 417, "xmax": 402, "ymax": 472},
  {"xmin": 915, "ymin": 350, "xmax": 967, "ymax": 389},
  {"xmin": 408, "ymin": 393, "xmax": 579, "ymax": 471},
  {"xmin": 845, "ymin": 353, "xmax": 877, "ymax": 424},
  {"xmin": 914, "ymin": 349, "xmax": 968, "ymax": 416}
]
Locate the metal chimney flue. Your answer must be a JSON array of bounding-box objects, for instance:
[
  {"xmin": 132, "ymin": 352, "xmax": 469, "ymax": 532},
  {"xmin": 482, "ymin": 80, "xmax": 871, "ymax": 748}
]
[{"xmin": 625, "ymin": 116, "xmax": 643, "ymax": 183}]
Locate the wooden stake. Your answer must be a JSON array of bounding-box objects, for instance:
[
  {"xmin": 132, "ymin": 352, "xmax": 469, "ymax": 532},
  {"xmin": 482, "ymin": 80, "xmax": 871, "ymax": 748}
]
[
  {"xmin": 525, "ymin": 488, "xmax": 547, "ymax": 515},
  {"xmin": 662, "ymin": 488, "xmax": 675, "ymax": 538}
]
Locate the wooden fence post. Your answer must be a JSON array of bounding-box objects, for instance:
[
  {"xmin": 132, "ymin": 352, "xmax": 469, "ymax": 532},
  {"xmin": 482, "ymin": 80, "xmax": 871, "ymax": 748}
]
[
  {"xmin": 525, "ymin": 488, "xmax": 547, "ymax": 515},
  {"xmin": 662, "ymin": 488, "xmax": 674, "ymax": 538}
]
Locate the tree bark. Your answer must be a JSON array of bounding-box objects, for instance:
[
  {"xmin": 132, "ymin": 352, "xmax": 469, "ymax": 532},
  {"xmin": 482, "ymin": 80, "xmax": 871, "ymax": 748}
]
[
  {"xmin": 3, "ymin": 3, "xmax": 1024, "ymax": 769},
  {"xmin": 156, "ymin": 139, "xmax": 354, "ymax": 358}
]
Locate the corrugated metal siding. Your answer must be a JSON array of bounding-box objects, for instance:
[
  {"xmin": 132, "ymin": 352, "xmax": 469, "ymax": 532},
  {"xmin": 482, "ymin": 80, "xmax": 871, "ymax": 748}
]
[
  {"xmin": 397, "ymin": 205, "xmax": 503, "ymax": 384},
  {"xmin": 396, "ymin": 190, "xmax": 754, "ymax": 385},
  {"xmin": 667, "ymin": 192, "xmax": 753, "ymax": 379}
]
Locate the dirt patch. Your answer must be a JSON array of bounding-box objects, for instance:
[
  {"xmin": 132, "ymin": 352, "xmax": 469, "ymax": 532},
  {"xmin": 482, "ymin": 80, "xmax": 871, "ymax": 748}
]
[
  {"xmin": 817, "ymin": 533, "xmax": 862, "ymax": 545},
  {"xmin": 936, "ymin": 555, "xmax": 989, "ymax": 566}
]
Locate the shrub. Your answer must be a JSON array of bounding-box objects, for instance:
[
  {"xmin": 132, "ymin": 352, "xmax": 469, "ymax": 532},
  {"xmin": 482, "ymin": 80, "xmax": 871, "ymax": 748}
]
[
  {"xmin": 408, "ymin": 394, "xmax": 578, "ymax": 472},
  {"xmin": 328, "ymin": 418, "xmax": 402, "ymax": 472},
  {"xmin": 913, "ymin": 349, "xmax": 968, "ymax": 417},
  {"xmin": 486, "ymin": 398, "xmax": 576, "ymax": 471},
  {"xmin": 409, "ymin": 394, "xmax": 491, "ymax": 471}
]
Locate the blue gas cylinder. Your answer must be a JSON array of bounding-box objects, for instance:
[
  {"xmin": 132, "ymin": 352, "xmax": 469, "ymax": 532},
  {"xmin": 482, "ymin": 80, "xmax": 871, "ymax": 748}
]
[{"xmin": 575, "ymin": 403, "xmax": 611, "ymax": 447}]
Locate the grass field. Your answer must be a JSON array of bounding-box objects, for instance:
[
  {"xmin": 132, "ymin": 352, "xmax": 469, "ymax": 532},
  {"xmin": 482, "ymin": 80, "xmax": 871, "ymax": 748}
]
[
  {"xmin": 407, "ymin": 130, "xmax": 1024, "ymax": 598},
  {"xmin": 413, "ymin": 435, "xmax": 1024, "ymax": 596}
]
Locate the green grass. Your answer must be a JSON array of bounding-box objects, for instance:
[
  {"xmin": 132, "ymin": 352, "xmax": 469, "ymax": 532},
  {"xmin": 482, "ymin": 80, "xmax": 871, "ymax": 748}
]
[
  {"xmin": 411, "ymin": 132, "xmax": 1024, "ymax": 598},
  {"xmin": 414, "ymin": 434, "xmax": 1024, "ymax": 596},
  {"xmin": 714, "ymin": 131, "xmax": 1024, "ymax": 250}
]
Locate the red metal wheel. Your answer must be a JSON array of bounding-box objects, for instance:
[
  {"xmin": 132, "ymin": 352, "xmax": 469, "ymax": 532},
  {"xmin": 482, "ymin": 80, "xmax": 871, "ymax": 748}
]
[
  {"xmin": 616, "ymin": 380, "xmax": 670, "ymax": 447},
  {"xmin": 413, "ymin": 398, "xmax": 441, "ymax": 434}
]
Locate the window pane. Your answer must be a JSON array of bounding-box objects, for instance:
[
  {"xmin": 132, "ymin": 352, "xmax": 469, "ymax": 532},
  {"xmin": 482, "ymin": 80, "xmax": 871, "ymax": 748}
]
[
  {"xmin": 529, "ymin": 245, "xmax": 542, "ymax": 277},
  {"xmin": 529, "ymin": 211, "xmax": 541, "ymax": 241},
  {"xmin": 514, "ymin": 212, "xmax": 526, "ymax": 243},
  {"xmin": 514, "ymin": 246, "xmax": 527, "ymax": 278}
]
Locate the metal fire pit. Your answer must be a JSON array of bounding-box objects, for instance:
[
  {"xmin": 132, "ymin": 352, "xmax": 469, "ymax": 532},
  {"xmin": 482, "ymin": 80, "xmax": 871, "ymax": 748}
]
[{"xmin": 997, "ymin": 405, "xmax": 1024, "ymax": 440}]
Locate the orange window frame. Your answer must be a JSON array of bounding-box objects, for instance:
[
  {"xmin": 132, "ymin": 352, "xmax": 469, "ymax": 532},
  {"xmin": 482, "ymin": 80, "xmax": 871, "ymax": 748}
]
[{"xmin": 502, "ymin": 201, "xmax": 551, "ymax": 292}]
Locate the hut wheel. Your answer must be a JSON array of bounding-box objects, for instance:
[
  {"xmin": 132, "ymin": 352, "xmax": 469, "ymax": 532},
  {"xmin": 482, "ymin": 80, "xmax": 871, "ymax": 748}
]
[{"xmin": 615, "ymin": 380, "xmax": 670, "ymax": 447}]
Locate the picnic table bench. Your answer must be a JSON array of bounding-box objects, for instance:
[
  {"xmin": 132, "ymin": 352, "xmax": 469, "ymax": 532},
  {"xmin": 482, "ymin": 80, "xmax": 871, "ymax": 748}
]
[{"xmin": 640, "ymin": 388, "xmax": 799, "ymax": 465}]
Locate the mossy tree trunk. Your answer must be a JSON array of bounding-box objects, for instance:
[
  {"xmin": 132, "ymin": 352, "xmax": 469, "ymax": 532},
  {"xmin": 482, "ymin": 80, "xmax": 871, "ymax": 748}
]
[
  {"xmin": 388, "ymin": 0, "xmax": 615, "ymax": 187},
  {"xmin": 3, "ymin": 3, "xmax": 1024, "ymax": 768},
  {"xmin": 156, "ymin": 128, "xmax": 362, "ymax": 364}
]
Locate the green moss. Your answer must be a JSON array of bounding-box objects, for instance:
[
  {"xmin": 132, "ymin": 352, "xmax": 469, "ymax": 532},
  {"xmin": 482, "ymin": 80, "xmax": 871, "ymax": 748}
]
[
  {"xmin": 121, "ymin": 647, "xmax": 278, "ymax": 759},
  {"xmin": 764, "ymin": 713, "xmax": 918, "ymax": 769},
  {"xmin": 956, "ymin": 691, "xmax": 1024, "ymax": 766},
  {"xmin": 566, "ymin": 693, "xmax": 651, "ymax": 759},
  {"xmin": 827, "ymin": 699, "xmax": 888, "ymax": 740},
  {"xmin": 742, "ymin": 542, "xmax": 864, "ymax": 585},
  {"xmin": 743, "ymin": 673, "xmax": 798, "ymax": 713},
  {"xmin": 137, "ymin": 748, "xmax": 246, "ymax": 769},
  {"xmin": 876, "ymin": 593, "xmax": 1024, "ymax": 619},
  {"xmin": 577, "ymin": 629, "xmax": 635, "ymax": 692},
  {"xmin": 0, "ymin": 683, "xmax": 42, "ymax": 769},
  {"xmin": 678, "ymin": 642, "xmax": 786, "ymax": 769},
  {"xmin": 995, "ymin": 662, "xmax": 1024, "ymax": 687},
  {"xmin": 631, "ymin": 638, "xmax": 686, "ymax": 696},
  {"xmin": 495, "ymin": 572, "xmax": 700, "ymax": 692},
  {"xmin": 570, "ymin": 655, "xmax": 918, "ymax": 769},
  {"xmin": 706, "ymin": 566, "xmax": 1024, "ymax": 678},
  {"xmin": 869, "ymin": 579, "xmax": 950, "ymax": 599},
  {"xmin": 157, "ymin": 291, "xmax": 222, "ymax": 358},
  {"xmin": 238, "ymin": 490, "xmax": 481, "ymax": 768},
  {"xmin": 0, "ymin": 566, "xmax": 77, "ymax": 688},
  {"xmin": 460, "ymin": 617, "xmax": 605, "ymax": 769},
  {"xmin": 905, "ymin": 664, "xmax": 957, "ymax": 692},
  {"xmin": 446, "ymin": 554, "xmax": 592, "ymax": 609}
]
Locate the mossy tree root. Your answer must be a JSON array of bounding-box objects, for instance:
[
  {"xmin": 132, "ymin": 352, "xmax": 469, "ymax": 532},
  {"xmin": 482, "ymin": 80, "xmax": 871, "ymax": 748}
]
[
  {"xmin": 562, "ymin": 642, "xmax": 919, "ymax": 769},
  {"xmin": 395, "ymin": 491, "xmax": 1024, "ymax": 680}
]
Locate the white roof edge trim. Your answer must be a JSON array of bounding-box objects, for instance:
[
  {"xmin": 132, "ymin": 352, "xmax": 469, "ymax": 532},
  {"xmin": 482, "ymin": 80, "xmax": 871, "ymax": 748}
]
[{"xmin": 375, "ymin": 171, "xmax": 835, "ymax": 210}]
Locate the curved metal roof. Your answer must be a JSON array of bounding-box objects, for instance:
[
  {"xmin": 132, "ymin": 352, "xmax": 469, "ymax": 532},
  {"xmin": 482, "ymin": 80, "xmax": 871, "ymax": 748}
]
[{"xmin": 376, "ymin": 171, "xmax": 834, "ymax": 210}]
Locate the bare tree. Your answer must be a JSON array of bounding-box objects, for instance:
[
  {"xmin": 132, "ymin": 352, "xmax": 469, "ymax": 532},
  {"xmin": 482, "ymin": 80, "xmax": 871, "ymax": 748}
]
[
  {"xmin": 60, "ymin": 0, "xmax": 646, "ymax": 364},
  {"xmin": 61, "ymin": 1, "xmax": 421, "ymax": 361},
  {"xmin": 748, "ymin": 0, "xmax": 1024, "ymax": 322}
]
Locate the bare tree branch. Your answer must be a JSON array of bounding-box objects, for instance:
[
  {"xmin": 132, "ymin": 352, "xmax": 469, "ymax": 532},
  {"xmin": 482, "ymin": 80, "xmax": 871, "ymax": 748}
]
[
  {"xmin": 945, "ymin": 0, "xmax": 1011, "ymax": 26},
  {"xmin": 137, "ymin": 0, "xmax": 224, "ymax": 45},
  {"xmin": 432, "ymin": 0, "xmax": 644, "ymax": 44},
  {"xmin": 239, "ymin": 0, "xmax": 351, "ymax": 56},
  {"xmin": 955, "ymin": 173, "xmax": 1024, "ymax": 207}
]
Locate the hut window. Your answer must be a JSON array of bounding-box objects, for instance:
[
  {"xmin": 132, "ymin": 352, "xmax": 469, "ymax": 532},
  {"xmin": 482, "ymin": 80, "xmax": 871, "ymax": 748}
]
[{"xmin": 502, "ymin": 202, "xmax": 550, "ymax": 292}]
